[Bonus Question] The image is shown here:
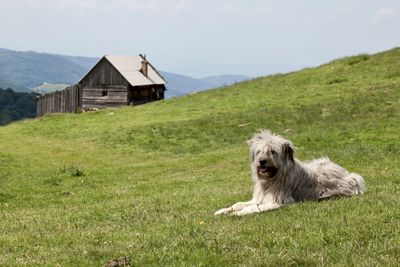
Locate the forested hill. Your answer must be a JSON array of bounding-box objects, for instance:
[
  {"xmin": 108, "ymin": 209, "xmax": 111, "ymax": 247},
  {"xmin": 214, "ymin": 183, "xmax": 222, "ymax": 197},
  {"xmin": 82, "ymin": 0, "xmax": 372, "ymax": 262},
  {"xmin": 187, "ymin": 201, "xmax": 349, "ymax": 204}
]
[{"xmin": 0, "ymin": 88, "xmax": 38, "ymax": 125}]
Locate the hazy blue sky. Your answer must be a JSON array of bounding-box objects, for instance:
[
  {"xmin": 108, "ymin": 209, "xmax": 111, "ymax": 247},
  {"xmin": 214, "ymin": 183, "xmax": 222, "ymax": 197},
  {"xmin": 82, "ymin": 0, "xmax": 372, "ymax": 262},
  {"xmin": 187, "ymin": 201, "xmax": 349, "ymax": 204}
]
[{"xmin": 1, "ymin": 0, "xmax": 400, "ymax": 77}]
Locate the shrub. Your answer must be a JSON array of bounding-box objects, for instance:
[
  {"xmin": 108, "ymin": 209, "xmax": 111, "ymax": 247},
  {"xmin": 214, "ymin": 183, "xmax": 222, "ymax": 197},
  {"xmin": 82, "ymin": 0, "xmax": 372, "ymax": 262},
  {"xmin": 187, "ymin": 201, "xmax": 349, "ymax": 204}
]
[
  {"xmin": 347, "ymin": 54, "xmax": 370, "ymax": 65},
  {"xmin": 59, "ymin": 165, "xmax": 85, "ymax": 177},
  {"xmin": 71, "ymin": 166, "xmax": 85, "ymax": 177}
]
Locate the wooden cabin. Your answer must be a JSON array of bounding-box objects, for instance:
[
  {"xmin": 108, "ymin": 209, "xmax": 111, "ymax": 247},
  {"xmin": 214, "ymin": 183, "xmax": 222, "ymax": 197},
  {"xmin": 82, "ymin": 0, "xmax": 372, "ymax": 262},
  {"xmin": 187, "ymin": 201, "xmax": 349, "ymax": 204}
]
[
  {"xmin": 36, "ymin": 54, "xmax": 166, "ymax": 116},
  {"xmin": 79, "ymin": 55, "xmax": 166, "ymax": 109}
]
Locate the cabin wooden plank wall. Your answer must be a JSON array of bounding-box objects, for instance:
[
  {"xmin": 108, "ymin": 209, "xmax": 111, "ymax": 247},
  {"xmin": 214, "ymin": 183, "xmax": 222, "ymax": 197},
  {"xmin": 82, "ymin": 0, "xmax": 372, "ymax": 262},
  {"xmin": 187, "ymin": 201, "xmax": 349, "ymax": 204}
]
[
  {"xmin": 36, "ymin": 85, "xmax": 82, "ymax": 117},
  {"xmin": 80, "ymin": 58, "xmax": 129, "ymax": 87},
  {"xmin": 80, "ymin": 58, "xmax": 130, "ymax": 109},
  {"xmin": 82, "ymin": 86, "xmax": 128, "ymax": 109}
]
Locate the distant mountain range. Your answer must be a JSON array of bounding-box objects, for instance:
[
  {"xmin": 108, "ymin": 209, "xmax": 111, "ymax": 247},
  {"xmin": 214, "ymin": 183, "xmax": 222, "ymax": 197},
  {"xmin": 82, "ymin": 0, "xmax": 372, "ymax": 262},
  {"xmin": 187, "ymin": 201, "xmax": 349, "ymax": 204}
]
[{"xmin": 0, "ymin": 48, "xmax": 251, "ymax": 98}]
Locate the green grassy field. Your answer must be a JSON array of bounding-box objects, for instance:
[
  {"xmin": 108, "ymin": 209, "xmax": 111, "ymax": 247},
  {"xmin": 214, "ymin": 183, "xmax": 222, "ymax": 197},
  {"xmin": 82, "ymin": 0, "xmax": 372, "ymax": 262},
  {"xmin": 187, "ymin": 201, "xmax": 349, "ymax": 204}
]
[{"xmin": 1, "ymin": 48, "xmax": 400, "ymax": 266}]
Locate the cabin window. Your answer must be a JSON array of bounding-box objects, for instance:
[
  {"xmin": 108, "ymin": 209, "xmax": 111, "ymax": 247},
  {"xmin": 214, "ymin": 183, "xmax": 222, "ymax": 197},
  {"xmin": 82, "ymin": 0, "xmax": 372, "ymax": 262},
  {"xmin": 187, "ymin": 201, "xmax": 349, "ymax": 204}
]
[{"xmin": 102, "ymin": 90, "xmax": 108, "ymax": 96}]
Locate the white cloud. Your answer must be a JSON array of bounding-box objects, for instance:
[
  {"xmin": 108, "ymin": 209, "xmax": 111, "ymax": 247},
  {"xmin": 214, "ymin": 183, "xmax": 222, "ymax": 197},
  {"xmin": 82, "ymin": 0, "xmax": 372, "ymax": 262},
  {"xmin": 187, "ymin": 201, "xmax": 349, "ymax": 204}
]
[
  {"xmin": 218, "ymin": 2, "xmax": 237, "ymax": 14},
  {"xmin": 0, "ymin": 0, "xmax": 196, "ymax": 15},
  {"xmin": 0, "ymin": 0, "xmax": 269, "ymax": 17},
  {"xmin": 373, "ymin": 7, "xmax": 399, "ymax": 21},
  {"xmin": 0, "ymin": 0, "xmax": 97, "ymax": 13},
  {"xmin": 104, "ymin": 0, "xmax": 195, "ymax": 13}
]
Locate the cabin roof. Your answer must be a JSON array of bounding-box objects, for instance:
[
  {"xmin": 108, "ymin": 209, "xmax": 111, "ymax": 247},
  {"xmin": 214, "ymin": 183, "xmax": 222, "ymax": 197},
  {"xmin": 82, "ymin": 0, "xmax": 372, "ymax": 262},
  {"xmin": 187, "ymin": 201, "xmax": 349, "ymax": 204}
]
[{"xmin": 80, "ymin": 55, "xmax": 166, "ymax": 87}]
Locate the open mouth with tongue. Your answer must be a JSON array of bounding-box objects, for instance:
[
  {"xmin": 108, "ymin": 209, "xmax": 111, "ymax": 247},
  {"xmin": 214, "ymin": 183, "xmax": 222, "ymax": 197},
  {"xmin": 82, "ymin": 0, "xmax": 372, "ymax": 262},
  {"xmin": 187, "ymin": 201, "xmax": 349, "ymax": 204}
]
[{"xmin": 258, "ymin": 165, "xmax": 278, "ymax": 177}]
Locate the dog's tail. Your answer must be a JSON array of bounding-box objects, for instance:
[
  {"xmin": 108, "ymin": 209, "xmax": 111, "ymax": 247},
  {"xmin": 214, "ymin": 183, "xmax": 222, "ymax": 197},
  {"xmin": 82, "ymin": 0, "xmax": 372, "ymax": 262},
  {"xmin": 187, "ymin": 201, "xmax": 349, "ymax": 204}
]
[{"xmin": 345, "ymin": 173, "xmax": 366, "ymax": 194}]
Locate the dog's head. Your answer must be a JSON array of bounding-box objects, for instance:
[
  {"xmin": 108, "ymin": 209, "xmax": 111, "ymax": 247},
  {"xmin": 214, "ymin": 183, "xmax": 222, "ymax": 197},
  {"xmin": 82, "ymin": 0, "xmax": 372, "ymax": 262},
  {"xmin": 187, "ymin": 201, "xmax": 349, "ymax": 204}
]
[{"xmin": 248, "ymin": 130, "xmax": 295, "ymax": 180}]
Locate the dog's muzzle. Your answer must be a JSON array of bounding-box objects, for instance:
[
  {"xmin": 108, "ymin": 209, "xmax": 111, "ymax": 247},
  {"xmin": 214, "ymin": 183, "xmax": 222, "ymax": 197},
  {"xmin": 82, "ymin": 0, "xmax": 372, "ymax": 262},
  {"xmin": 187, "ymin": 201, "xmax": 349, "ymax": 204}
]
[{"xmin": 258, "ymin": 159, "xmax": 278, "ymax": 178}]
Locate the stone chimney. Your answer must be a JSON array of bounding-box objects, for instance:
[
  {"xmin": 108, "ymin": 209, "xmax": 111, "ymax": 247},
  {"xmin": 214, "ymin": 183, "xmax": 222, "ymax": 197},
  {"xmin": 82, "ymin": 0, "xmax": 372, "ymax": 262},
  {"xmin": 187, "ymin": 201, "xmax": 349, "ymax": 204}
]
[{"xmin": 141, "ymin": 54, "xmax": 148, "ymax": 77}]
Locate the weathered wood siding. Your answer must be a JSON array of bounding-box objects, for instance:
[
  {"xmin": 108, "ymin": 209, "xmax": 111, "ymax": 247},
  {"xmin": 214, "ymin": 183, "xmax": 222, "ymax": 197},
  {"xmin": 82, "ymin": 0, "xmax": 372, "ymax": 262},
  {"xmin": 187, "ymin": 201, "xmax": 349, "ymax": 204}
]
[
  {"xmin": 79, "ymin": 58, "xmax": 129, "ymax": 108},
  {"xmin": 80, "ymin": 58, "xmax": 129, "ymax": 87},
  {"xmin": 82, "ymin": 86, "xmax": 128, "ymax": 109},
  {"xmin": 36, "ymin": 85, "xmax": 82, "ymax": 117}
]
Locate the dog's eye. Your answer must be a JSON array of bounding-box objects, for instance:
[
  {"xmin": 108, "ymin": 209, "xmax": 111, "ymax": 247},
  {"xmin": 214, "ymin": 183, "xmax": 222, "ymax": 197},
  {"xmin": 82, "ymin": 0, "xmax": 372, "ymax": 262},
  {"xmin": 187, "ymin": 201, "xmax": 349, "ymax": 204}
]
[
  {"xmin": 271, "ymin": 150, "xmax": 277, "ymax": 155},
  {"xmin": 256, "ymin": 150, "xmax": 261, "ymax": 155}
]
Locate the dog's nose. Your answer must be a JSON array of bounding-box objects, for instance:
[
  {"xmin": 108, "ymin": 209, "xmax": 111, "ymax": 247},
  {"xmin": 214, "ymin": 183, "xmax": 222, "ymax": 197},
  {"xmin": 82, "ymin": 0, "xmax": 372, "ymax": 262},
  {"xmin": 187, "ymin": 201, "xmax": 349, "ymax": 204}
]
[{"xmin": 259, "ymin": 159, "xmax": 267, "ymax": 166}]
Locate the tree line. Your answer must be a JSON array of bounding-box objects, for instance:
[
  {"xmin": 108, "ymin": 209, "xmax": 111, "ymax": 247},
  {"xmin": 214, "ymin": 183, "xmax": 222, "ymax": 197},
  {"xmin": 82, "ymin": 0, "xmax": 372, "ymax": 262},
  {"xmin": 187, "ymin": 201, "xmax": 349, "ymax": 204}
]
[{"xmin": 0, "ymin": 88, "xmax": 39, "ymax": 125}]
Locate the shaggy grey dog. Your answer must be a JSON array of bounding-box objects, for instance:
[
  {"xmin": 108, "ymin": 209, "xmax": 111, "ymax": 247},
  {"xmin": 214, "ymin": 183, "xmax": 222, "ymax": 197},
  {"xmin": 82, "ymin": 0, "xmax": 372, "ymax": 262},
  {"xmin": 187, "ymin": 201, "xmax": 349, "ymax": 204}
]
[{"xmin": 215, "ymin": 130, "xmax": 366, "ymax": 216}]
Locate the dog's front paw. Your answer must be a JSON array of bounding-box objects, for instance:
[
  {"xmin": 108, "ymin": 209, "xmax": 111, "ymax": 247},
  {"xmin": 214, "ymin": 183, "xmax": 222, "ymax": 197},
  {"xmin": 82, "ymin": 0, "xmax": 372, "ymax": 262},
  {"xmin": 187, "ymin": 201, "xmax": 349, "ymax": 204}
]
[
  {"xmin": 214, "ymin": 207, "xmax": 233, "ymax": 216},
  {"xmin": 231, "ymin": 210, "xmax": 247, "ymax": 216},
  {"xmin": 231, "ymin": 206, "xmax": 258, "ymax": 216}
]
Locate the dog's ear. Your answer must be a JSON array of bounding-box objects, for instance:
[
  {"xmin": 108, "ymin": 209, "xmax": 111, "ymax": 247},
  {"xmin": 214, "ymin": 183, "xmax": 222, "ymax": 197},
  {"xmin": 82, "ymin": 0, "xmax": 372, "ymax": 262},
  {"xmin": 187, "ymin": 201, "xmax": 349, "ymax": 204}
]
[
  {"xmin": 282, "ymin": 141, "xmax": 295, "ymax": 161},
  {"xmin": 246, "ymin": 139, "xmax": 256, "ymax": 162}
]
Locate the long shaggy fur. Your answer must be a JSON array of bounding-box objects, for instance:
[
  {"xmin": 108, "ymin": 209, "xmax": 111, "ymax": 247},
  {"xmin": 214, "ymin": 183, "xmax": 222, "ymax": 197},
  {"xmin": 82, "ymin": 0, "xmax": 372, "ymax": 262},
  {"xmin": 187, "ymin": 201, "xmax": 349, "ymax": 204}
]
[{"xmin": 215, "ymin": 130, "xmax": 366, "ymax": 216}]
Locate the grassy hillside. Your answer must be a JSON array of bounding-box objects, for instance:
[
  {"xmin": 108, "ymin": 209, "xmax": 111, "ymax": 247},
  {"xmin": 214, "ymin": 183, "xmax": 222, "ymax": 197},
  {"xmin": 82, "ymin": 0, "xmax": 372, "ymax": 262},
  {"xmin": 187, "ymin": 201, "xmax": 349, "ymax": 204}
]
[{"xmin": 0, "ymin": 48, "xmax": 399, "ymax": 266}]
